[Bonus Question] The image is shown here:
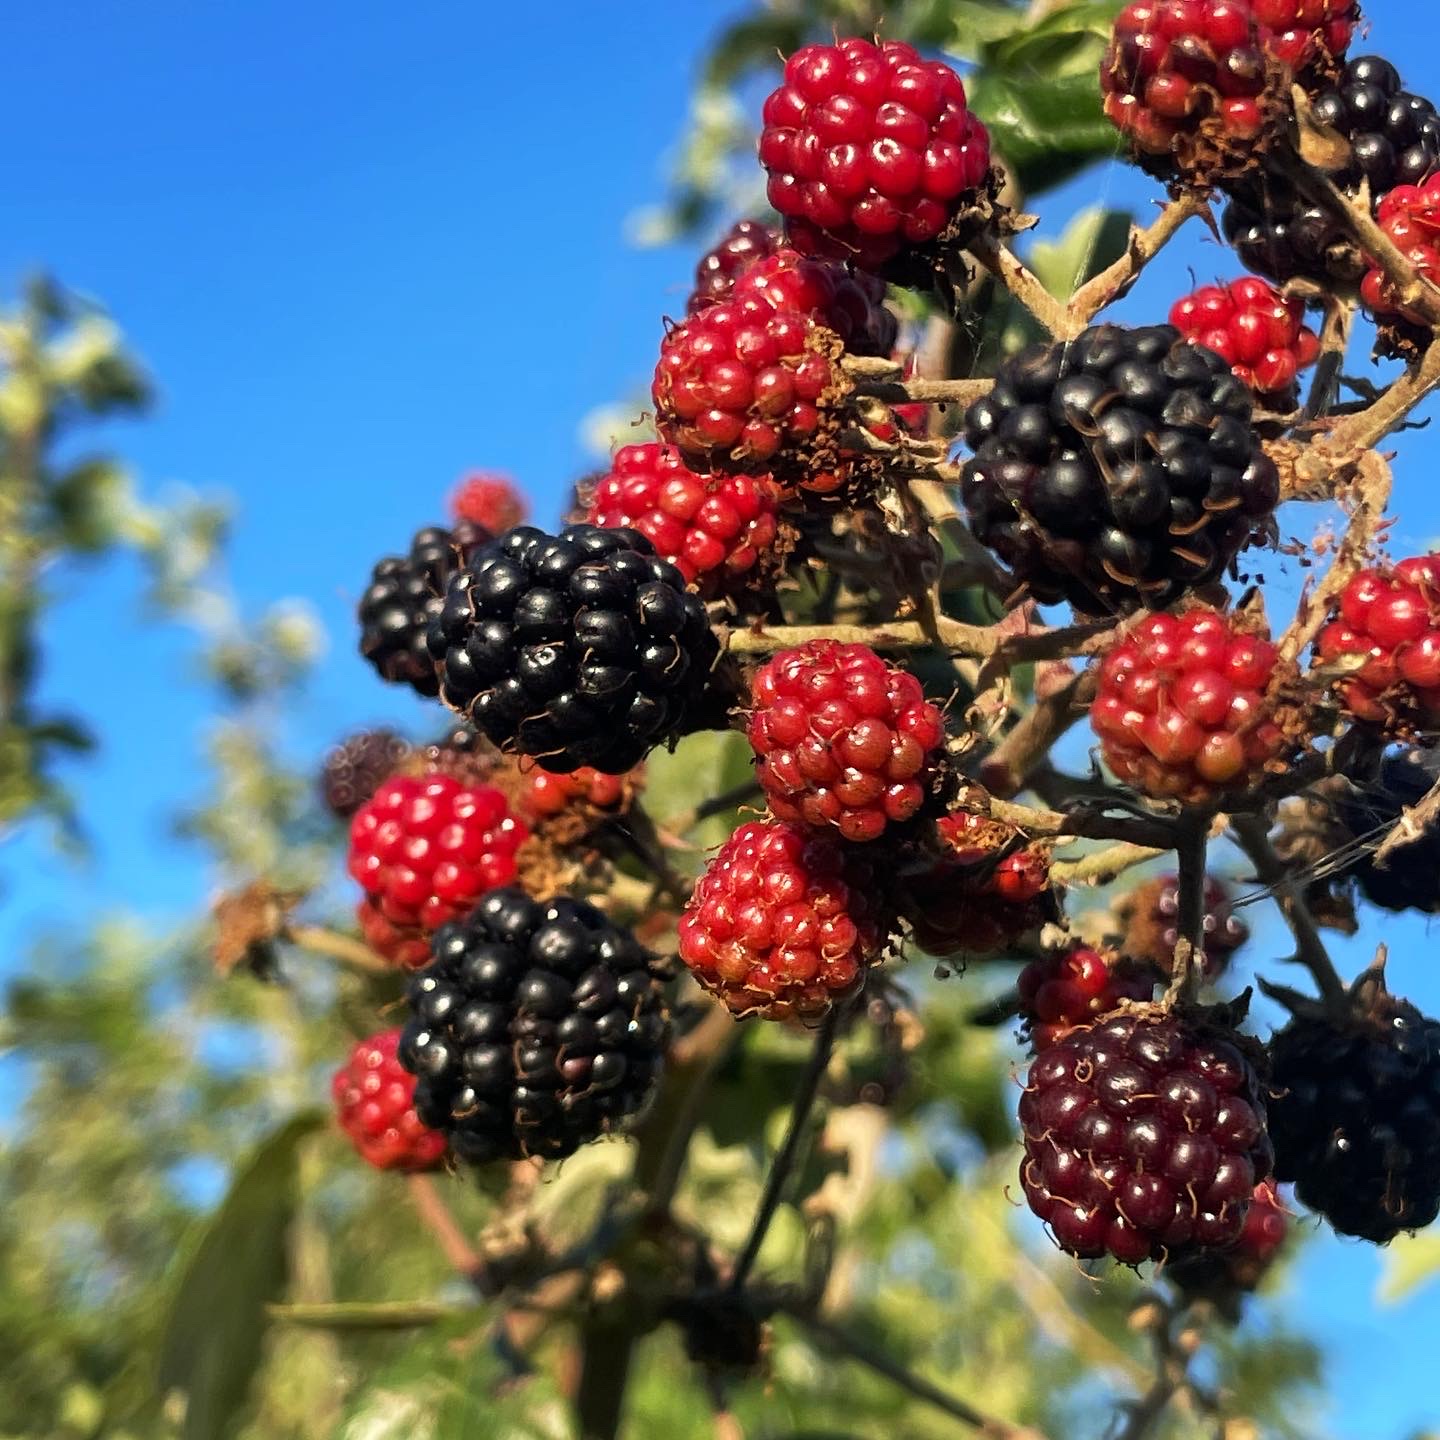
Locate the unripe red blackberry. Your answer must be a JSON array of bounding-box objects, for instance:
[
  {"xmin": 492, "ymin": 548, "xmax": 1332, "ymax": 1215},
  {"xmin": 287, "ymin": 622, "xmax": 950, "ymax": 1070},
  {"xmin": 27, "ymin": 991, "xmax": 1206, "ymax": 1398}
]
[
  {"xmin": 1100, "ymin": 1, "xmax": 1277, "ymax": 174},
  {"xmin": 359, "ymin": 522, "xmax": 491, "ymax": 697},
  {"xmin": 1018, "ymin": 946, "xmax": 1156, "ymax": 1051},
  {"xmin": 678, "ymin": 819, "xmax": 888, "ymax": 1021},
  {"xmin": 896, "ymin": 808, "xmax": 1055, "ymax": 958},
  {"xmin": 1091, "ymin": 607, "xmax": 1293, "ymax": 803},
  {"xmin": 1168, "ymin": 277, "xmax": 1320, "ymax": 404},
  {"xmin": 1268, "ymin": 984, "xmax": 1440, "ymax": 1242},
  {"xmin": 732, "ymin": 248, "xmax": 897, "ymax": 358},
  {"xmin": 320, "ymin": 729, "xmax": 411, "ymax": 819},
  {"xmin": 348, "ymin": 773, "xmax": 530, "ymax": 968},
  {"xmin": 333, "ymin": 1027, "xmax": 448, "ymax": 1172},
  {"xmin": 1168, "ymin": 1178, "xmax": 1288, "ymax": 1300},
  {"xmin": 747, "ymin": 641, "xmax": 946, "ymax": 843},
  {"xmin": 585, "ymin": 443, "xmax": 786, "ymax": 597},
  {"xmin": 961, "ymin": 327, "xmax": 1280, "ymax": 613},
  {"xmin": 652, "ymin": 290, "xmax": 848, "ymax": 480},
  {"xmin": 1361, "ymin": 174, "xmax": 1440, "ymax": 324},
  {"xmin": 449, "ymin": 472, "xmax": 527, "ymax": 534},
  {"xmin": 1251, "ymin": 0, "xmax": 1358, "ymax": 72},
  {"xmin": 517, "ymin": 765, "xmax": 634, "ymax": 824},
  {"xmin": 689, "ymin": 219, "xmax": 784, "ymax": 313},
  {"xmin": 1019, "ymin": 1008, "xmax": 1272, "ymax": 1264},
  {"xmin": 1316, "ymin": 554, "xmax": 1440, "ymax": 730},
  {"xmin": 400, "ymin": 890, "xmax": 669, "ymax": 1165},
  {"xmin": 427, "ymin": 524, "xmax": 722, "ymax": 775},
  {"xmin": 757, "ymin": 38, "xmax": 992, "ymax": 268},
  {"xmin": 1120, "ymin": 872, "xmax": 1249, "ymax": 979}
]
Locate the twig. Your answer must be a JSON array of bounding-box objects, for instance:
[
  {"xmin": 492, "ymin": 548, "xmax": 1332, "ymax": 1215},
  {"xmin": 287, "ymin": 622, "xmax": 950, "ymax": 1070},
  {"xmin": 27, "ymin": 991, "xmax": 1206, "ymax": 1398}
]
[
  {"xmin": 1322, "ymin": 338, "xmax": 1440, "ymax": 457},
  {"xmin": 407, "ymin": 1173, "xmax": 487, "ymax": 1289},
  {"xmin": 1231, "ymin": 814, "xmax": 1348, "ymax": 1009},
  {"xmin": 286, "ymin": 924, "xmax": 392, "ymax": 976},
  {"xmin": 779, "ymin": 1305, "xmax": 1051, "ymax": 1440},
  {"xmin": 575, "ymin": 1306, "xmax": 637, "ymax": 1440},
  {"xmin": 987, "ymin": 793, "xmax": 1177, "ymax": 849},
  {"xmin": 728, "ymin": 1004, "xmax": 843, "ymax": 1294},
  {"xmin": 1050, "ymin": 841, "xmax": 1165, "ymax": 888},
  {"xmin": 969, "ymin": 233, "xmax": 1071, "ymax": 339},
  {"xmin": 1304, "ymin": 296, "xmax": 1354, "ymax": 420},
  {"xmin": 1372, "ymin": 774, "xmax": 1440, "ymax": 866},
  {"xmin": 1067, "ymin": 193, "xmax": 1209, "ymax": 327},
  {"xmin": 980, "ymin": 670, "xmax": 1097, "ymax": 799},
  {"xmin": 1163, "ymin": 816, "xmax": 1209, "ymax": 1005},
  {"xmin": 669, "ymin": 779, "xmax": 765, "ymax": 836}
]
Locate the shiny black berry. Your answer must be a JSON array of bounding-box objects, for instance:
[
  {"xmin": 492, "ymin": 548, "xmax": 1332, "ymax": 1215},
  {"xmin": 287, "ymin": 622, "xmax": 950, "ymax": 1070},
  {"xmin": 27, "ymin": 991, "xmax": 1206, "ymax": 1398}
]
[
  {"xmin": 358, "ymin": 522, "xmax": 492, "ymax": 697},
  {"xmin": 1268, "ymin": 987, "xmax": 1440, "ymax": 1243},
  {"xmin": 399, "ymin": 888, "xmax": 670, "ymax": 1165},
  {"xmin": 427, "ymin": 523, "xmax": 722, "ymax": 774},
  {"xmin": 961, "ymin": 326, "xmax": 1279, "ymax": 613}
]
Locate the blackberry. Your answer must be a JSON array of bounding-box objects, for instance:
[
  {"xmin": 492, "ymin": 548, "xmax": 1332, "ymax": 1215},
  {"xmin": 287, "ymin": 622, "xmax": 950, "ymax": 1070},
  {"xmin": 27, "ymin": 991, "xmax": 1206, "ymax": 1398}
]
[
  {"xmin": 688, "ymin": 219, "xmax": 783, "ymax": 313},
  {"xmin": 960, "ymin": 326, "xmax": 1280, "ymax": 613},
  {"xmin": 1223, "ymin": 55, "xmax": 1440, "ymax": 285},
  {"xmin": 400, "ymin": 889, "xmax": 669, "ymax": 1165},
  {"xmin": 359, "ymin": 522, "xmax": 491, "ymax": 697},
  {"xmin": 1119, "ymin": 872, "xmax": 1249, "ymax": 979},
  {"xmin": 320, "ymin": 729, "xmax": 411, "ymax": 819},
  {"xmin": 1334, "ymin": 749, "xmax": 1440, "ymax": 914},
  {"xmin": 426, "ymin": 523, "xmax": 721, "ymax": 775},
  {"xmin": 1019, "ymin": 1007, "xmax": 1272, "ymax": 1264},
  {"xmin": 1268, "ymin": 982, "xmax": 1440, "ymax": 1242},
  {"xmin": 1167, "ymin": 1178, "xmax": 1288, "ymax": 1306}
]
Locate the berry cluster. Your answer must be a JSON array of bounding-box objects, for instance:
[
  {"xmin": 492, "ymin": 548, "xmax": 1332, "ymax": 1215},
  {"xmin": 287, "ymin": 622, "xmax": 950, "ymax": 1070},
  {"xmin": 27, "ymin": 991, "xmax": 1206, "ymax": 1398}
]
[
  {"xmin": 359, "ymin": 522, "xmax": 492, "ymax": 697},
  {"xmin": 517, "ymin": 764, "xmax": 634, "ymax": 826},
  {"xmin": 677, "ymin": 820, "xmax": 885, "ymax": 1021},
  {"xmin": 585, "ymin": 442, "xmax": 785, "ymax": 596},
  {"xmin": 734, "ymin": 248, "xmax": 898, "ymax": 358},
  {"xmin": 1018, "ymin": 946, "xmax": 1155, "ymax": 1051},
  {"xmin": 961, "ymin": 326, "xmax": 1280, "ymax": 613},
  {"xmin": 450, "ymin": 472, "xmax": 527, "ymax": 534},
  {"xmin": 1091, "ymin": 608, "xmax": 1291, "ymax": 802},
  {"xmin": 897, "ymin": 808, "xmax": 1053, "ymax": 958},
  {"xmin": 1269, "ymin": 987, "xmax": 1440, "ymax": 1241},
  {"xmin": 1168, "ymin": 277, "xmax": 1320, "ymax": 403},
  {"xmin": 348, "ymin": 773, "xmax": 529, "ymax": 968},
  {"xmin": 1316, "ymin": 555, "xmax": 1440, "ymax": 729},
  {"xmin": 758, "ymin": 38, "xmax": 992, "ymax": 267},
  {"xmin": 1361, "ymin": 174, "xmax": 1440, "ymax": 325},
  {"xmin": 1020, "ymin": 1009, "xmax": 1273, "ymax": 1263},
  {"xmin": 688, "ymin": 219, "xmax": 783, "ymax": 312},
  {"xmin": 333, "ymin": 1028, "xmax": 448, "ymax": 1172},
  {"xmin": 1251, "ymin": 0, "xmax": 1358, "ymax": 72},
  {"xmin": 428, "ymin": 524, "xmax": 720, "ymax": 775},
  {"xmin": 747, "ymin": 640, "xmax": 946, "ymax": 842},
  {"xmin": 1120, "ymin": 872, "xmax": 1250, "ymax": 979},
  {"xmin": 400, "ymin": 891, "xmax": 669, "ymax": 1164}
]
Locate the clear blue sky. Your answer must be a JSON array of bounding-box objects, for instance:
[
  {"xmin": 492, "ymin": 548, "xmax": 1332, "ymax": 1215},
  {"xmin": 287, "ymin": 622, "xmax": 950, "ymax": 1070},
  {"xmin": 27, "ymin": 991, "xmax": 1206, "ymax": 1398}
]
[{"xmin": 4, "ymin": 2, "xmax": 1439, "ymax": 1435}]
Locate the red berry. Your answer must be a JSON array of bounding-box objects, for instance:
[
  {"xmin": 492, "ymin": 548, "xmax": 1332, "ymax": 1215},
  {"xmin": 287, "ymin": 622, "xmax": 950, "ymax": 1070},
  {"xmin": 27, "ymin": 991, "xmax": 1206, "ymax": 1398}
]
[
  {"xmin": 449, "ymin": 472, "xmax": 527, "ymax": 533},
  {"xmin": 1362, "ymin": 175, "xmax": 1440, "ymax": 324},
  {"xmin": 333, "ymin": 1028, "xmax": 448, "ymax": 1172},
  {"xmin": 748, "ymin": 641, "xmax": 946, "ymax": 842},
  {"xmin": 677, "ymin": 819, "xmax": 887, "ymax": 1021},
  {"xmin": 1317, "ymin": 556, "xmax": 1440, "ymax": 729},
  {"xmin": 1168, "ymin": 277, "xmax": 1319, "ymax": 403},
  {"xmin": 732, "ymin": 248, "xmax": 897, "ymax": 358},
  {"xmin": 348, "ymin": 774, "xmax": 530, "ymax": 967},
  {"xmin": 585, "ymin": 442, "xmax": 786, "ymax": 596},
  {"xmin": 1018, "ymin": 945, "xmax": 1155, "ymax": 1050},
  {"xmin": 517, "ymin": 764, "xmax": 634, "ymax": 823},
  {"xmin": 688, "ymin": 219, "xmax": 784, "ymax": 313},
  {"xmin": 1092, "ymin": 607, "xmax": 1290, "ymax": 803},
  {"xmin": 758, "ymin": 37, "xmax": 991, "ymax": 267},
  {"xmin": 653, "ymin": 290, "xmax": 848, "ymax": 478},
  {"xmin": 1251, "ymin": 0, "xmax": 1357, "ymax": 71},
  {"xmin": 1019, "ymin": 1010, "xmax": 1273, "ymax": 1264}
]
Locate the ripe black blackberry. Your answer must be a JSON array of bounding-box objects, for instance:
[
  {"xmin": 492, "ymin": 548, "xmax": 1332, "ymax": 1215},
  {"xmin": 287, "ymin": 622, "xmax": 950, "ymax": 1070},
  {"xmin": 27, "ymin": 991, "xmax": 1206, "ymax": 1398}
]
[
  {"xmin": 399, "ymin": 888, "xmax": 669, "ymax": 1165},
  {"xmin": 960, "ymin": 326, "xmax": 1280, "ymax": 613},
  {"xmin": 319, "ymin": 729, "xmax": 411, "ymax": 818},
  {"xmin": 1334, "ymin": 750, "xmax": 1440, "ymax": 915},
  {"xmin": 358, "ymin": 521, "xmax": 491, "ymax": 697},
  {"xmin": 1223, "ymin": 56, "xmax": 1440, "ymax": 285},
  {"xmin": 1268, "ymin": 980, "xmax": 1440, "ymax": 1243},
  {"xmin": 427, "ymin": 523, "xmax": 722, "ymax": 775}
]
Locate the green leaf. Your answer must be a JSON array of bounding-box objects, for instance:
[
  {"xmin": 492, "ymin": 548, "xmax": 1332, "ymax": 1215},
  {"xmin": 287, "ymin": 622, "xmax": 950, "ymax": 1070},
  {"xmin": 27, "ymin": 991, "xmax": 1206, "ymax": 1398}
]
[
  {"xmin": 1379, "ymin": 1229, "xmax": 1440, "ymax": 1303},
  {"xmin": 703, "ymin": 15, "xmax": 808, "ymax": 88},
  {"xmin": 965, "ymin": 0, "xmax": 1126, "ymax": 194},
  {"xmin": 1026, "ymin": 206, "xmax": 1135, "ymax": 301},
  {"xmin": 47, "ymin": 458, "xmax": 133, "ymax": 552},
  {"xmin": 643, "ymin": 729, "xmax": 756, "ymax": 851},
  {"xmin": 157, "ymin": 1111, "xmax": 325, "ymax": 1440},
  {"xmin": 935, "ymin": 0, "xmax": 1032, "ymax": 59}
]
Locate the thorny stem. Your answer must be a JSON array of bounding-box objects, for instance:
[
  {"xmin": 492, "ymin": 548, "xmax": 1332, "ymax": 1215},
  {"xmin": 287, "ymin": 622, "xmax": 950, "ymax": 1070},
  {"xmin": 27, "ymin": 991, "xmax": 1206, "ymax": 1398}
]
[
  {"xmin": 1066, "ymin": 193, "xmax": 1209, "ymax": 326},
  {"xmin": 969, "ymin": 233, "xmax": 1072, "ymax": 339},
  {"xmin": 1373, "ymin": 773, "xmax": 1440, "ymax": 866},
  {"xmin": 1231, "ymin": 814, "xmax": 1348, "ymax": 1010},
  {"xmin": 980, "ymin": 670, "xmax": 1096, "ymax": 798},
  {"xmin": 728, "ymin": 1004, "xmax": 843, "ymax": 1294},
  {"xmin": 779, "ymin": 1305, "xmax": 1051, "ymax": 1440},
  {"xmin": 987, "ymin": 793, "xmax": 1178, "ymax": 849},
  {"xmin": 1115, "ymin": 1299, "xmax": 1193, "ymax": 1440},
  {"xmin": 1049, "ymin": 841, "xmax": 1166, "ymax": 888}
]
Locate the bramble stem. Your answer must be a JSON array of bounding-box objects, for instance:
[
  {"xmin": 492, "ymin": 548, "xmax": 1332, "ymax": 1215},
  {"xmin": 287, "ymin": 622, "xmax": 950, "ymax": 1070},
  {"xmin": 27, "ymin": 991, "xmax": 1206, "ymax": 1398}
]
[{"xmin": 1164, "ymin": 817, "xmax": 1209, "ymax": 1006}]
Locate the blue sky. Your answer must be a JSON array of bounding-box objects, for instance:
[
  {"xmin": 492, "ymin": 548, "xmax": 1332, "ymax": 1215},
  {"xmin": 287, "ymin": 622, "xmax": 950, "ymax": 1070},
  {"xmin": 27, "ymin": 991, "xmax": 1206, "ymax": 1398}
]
[{"xmin": 4, "ymin": 1, "xmax": 1439, "ymax": 1434}]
